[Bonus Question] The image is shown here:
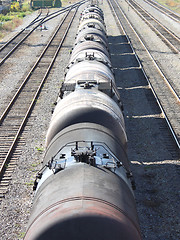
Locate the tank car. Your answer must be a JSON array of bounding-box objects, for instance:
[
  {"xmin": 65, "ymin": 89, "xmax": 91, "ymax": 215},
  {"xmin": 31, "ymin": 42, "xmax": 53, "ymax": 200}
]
[
  {"xmin": 81, "ymin": 5, "xmax": 104, "ymax": 18},
  {"xmin": 80, "ymin": 5, "xmax": 104, "ymax": 22},
  {"xmin": 25, "ymin": 4, "xmax": 141, "ymax": 240},
  {"xmin": 78, "ymin": 14, "xmax": 106, "ymax": 32}
]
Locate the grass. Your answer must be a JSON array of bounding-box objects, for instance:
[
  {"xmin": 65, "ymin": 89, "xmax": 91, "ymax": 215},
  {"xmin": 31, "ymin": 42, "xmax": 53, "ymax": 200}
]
[
  {"xmin": 25, "ymin": 180, "xmax": 34, "ymax": 186},
  {"xmin": 0, "ymin": 1, "xmax": 33, "ymax": 40},
  {"xmin": 28, "ymin": 162, "xmax": 40, "ymax": 172},
  {"xmin": 35, "ymin": 146, "xmax": 44, "ymax": 153},
  {"xmin": 156, "ymin": 0, "xmax": 180, "ymax": 14},
  {"xmin": 31, "ymin": 163, "xmax": 39, "ymax": 167},
  {"xmin": 17, "ymin": 232, "xmax": 26, "ymax": 239},
  {"xmin": 61, "ymin": 0, "xmax": 78, "ymax": 7},
  {"xmin": 25, "ymin": 181, "xmax": 34, "ymax": 186}
]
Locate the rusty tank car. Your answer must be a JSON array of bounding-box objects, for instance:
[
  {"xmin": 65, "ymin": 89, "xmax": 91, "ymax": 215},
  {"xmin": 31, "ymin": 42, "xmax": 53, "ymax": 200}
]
[{"xmin": 25, "ymin": 4, "xmax": 141, "ymax": 240}]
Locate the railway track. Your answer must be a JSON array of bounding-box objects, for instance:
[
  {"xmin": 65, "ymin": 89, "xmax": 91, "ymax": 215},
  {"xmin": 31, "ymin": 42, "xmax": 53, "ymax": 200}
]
[
  {"xmin": 0, "ymin": 0, "xmax": 87, "ymax": 66},
  {"xmin": 0, "ymin": 7, "xmax": 78, "ymax": 199},
  {"xmin": 144, "ymin": 0, "xmax": 180, "ymax": 22},
  {"xmin": 107, "ymin": 0, "xmax": 180, "ymax": 150},
  {"xmin": 122, "ymin": 0, "xmax": 180, "ymax": 101},
  {"xmin": 0, "ymin": 9, "xmax": 42, "ymax": 52},
  {"xmin": 126, "ymin": 0, "xmax": 180, "ymax": 54},
  {"xmin": 0, "ymin": 10, "xmax": 49, "ymax": 66}
]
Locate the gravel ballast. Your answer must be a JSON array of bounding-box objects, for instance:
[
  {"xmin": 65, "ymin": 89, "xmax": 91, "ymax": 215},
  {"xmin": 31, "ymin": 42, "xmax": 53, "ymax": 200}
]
[{"xmin": 0, "ymin": 1, "xmax": 179, "ymax": 239}]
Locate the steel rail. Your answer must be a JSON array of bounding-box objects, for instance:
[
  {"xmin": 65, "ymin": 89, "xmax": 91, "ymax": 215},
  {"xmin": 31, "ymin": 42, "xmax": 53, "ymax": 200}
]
[
  {"xmin": 32, "ymin": 0, "xmax": 88, "ymax": 26},
  {"xmin": 0, "ymin": 11, "xmax": 42, "ymax": 52},
  {"xmin": 0, "ymin": 12, "xmax": 49, "ymax": 66},
  {"xmin": 0, "ymin": 0, "xmax": 87, "ymax": 65},
  {"xmin": 108, "ymin": 0, "xmax": 180, "ymax": 150},
  {"xmin": 144, "ymin": 0, "xmax": 180, "ymax": 22},
  {"xmin": 0, "ymin": 0, "xmax": 85, "ymax": 52},
  {"xmin": 123, "ymin": 0, "xmax": 180, "ymax": 102},
  {"xmin": 0, "ymin": 7, "xmax": 78, "ymax": 179},
  {"xmin": 126, "ymin": 0, "xmax": 180, "ymax": 54},
  {"xmin": 0, "ymin": 9, "xmax": 45, "ymax": 53},
  {"xmin": 0, "ymin": 9, "xmax": 69, "ymax": 125}
]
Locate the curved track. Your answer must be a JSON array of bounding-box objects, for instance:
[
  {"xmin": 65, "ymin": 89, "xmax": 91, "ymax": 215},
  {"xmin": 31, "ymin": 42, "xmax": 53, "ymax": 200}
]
[
  {"xmin": 0, "ymin": 0, "xmax": 87, "ymax": 66},
  {"xmin": 0, "ymin": 7, "xmax": 78, "ymax": 199},
  {"xmin": 0, "ymin": 10, "xmax": 49, "ymax": 66},
  {"xmin": 107, "ymin": 0, "xmax": 180, "ymax": 150},
  {"xmin": 0, "ymin": 9, "xmax": 42, "ymax": 52}
]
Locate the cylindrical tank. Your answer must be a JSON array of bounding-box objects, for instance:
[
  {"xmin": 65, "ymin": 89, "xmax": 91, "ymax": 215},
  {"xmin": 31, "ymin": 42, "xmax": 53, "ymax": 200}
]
[
  {"xmin": 82, "ymin": 5, "xmax": 104, "ymax": 18},
  {"xmin": 24, "ymin": 4, "xmax": 142, "ymax": 240},
  {"xmin": 78, "ymin": 18, "xmax": 106, "ymax": 32},
  {"xmin": 69, "ymin": 49, "xmax": 111, "ymax": 66},
  {"xmin": 71, "ymin": 40, "xmax": 110, "ymax": 59},
  {"xmin": 64, "ymin": 60, "xmax": 114, "ymax": 84},
  {"xmin": 75, "ymin": 27, "xmax": 108, "ymax": 46},
  {"xmin": 25, "ymin": 162, "xmax": 141, "ymax": 240},
  {"xmin": 80, "ymin": 12, "xmax": 104, "ymax": 23},
  {"xmin": 44, "ymin": 123, "xmax": 129, "ymax": 169},
  {"xmin": 46, "ymin": 89, "xmax": 126, "ymax": 148}
]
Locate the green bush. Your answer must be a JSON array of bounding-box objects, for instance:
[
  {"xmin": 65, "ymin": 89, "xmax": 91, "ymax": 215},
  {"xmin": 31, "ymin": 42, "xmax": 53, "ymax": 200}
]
[
  {"xmin": 0, "ymin": 1, "xmax": 33, "ymax": 39},
  {"xmin": 10, "ymin": 2, "xmax": 20, "ymax": 12},
  {"xmin": 21, "ymin": 2, "xmax": 31, "ymax": 12},
  {"xmin": 17, "ymin": 12, "xmax": 26, "ymax": 18},
  {"xmin": 2, "ymin": 21, "xmax": 14, "ymax": 30},
  {"xmin": 0, "ymin": 14, "xmax": 14, "ymax": 22},
  {"xmin": 0, "ymin": 32, "xmax": 4, "ymax": 39}
]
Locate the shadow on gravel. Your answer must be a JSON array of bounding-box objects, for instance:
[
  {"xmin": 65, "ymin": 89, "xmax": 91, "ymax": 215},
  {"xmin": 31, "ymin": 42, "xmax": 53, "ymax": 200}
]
[{"xmin": 108, "ymin": 35, "xmax": 180, "ymax": 240}]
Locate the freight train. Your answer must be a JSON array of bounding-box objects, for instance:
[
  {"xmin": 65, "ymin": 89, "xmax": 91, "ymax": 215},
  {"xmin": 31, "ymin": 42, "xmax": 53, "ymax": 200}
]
[{"xmin": 25, "ymin": 4, "xmax": 142, "ymax": 240}]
